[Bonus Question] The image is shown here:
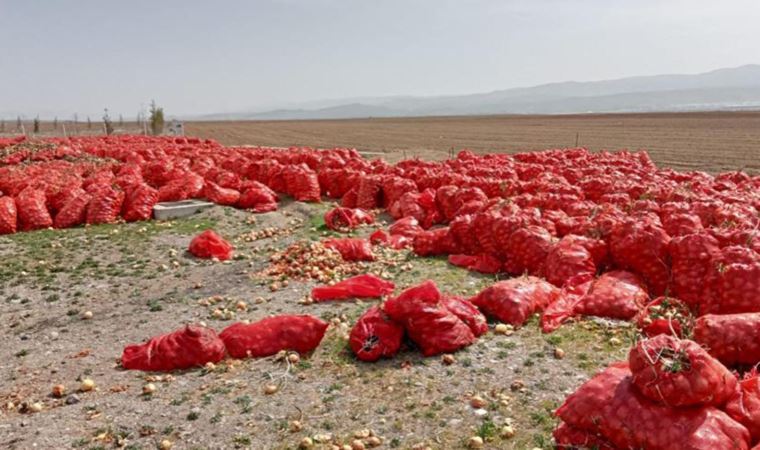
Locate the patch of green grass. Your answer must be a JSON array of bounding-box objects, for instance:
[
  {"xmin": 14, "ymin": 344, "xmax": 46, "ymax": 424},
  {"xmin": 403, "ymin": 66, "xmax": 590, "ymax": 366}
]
[{"xmin": 476, "ymin": 419, "xmax": 497, "ymax": 441}]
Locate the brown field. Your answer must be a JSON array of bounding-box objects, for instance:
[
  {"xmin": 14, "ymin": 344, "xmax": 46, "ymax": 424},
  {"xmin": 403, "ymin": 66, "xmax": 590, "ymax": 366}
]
[{"xmin": 186, "ymin": 111, "xmax": 760, "ymax": 174}]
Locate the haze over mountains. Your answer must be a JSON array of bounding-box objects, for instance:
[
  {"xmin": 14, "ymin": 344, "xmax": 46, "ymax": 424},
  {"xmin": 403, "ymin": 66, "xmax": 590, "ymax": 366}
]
[{"xmin": 203, "ymin": 64, "xmax": 760, "ymax": 120}]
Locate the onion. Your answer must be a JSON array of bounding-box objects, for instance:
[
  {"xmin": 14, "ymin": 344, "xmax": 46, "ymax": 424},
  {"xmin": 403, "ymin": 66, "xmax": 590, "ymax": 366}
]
[
  {"xmin": 80, "ymin": 378, "xmax": 95, "ymax": 392},
  {"xmin": 470, "ymin": 395, "xmax": 487, "ymax": 409},
  {"xmin": 51, "ymin": 384, "xmax": 65, "ymax": 398},
  {"xmin": 289, "ymin": 420, "xmax": 303, "ymax": 432},
  {"xmin": 468, "ymin": 436, "xmax": 484, "ymax": 449}
]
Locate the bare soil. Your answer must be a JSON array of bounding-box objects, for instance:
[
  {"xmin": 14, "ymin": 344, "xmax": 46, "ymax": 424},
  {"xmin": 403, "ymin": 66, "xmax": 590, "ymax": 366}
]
[{"xmin": 186, "ymin": 111, "xmax": 760, "ymax": 174}]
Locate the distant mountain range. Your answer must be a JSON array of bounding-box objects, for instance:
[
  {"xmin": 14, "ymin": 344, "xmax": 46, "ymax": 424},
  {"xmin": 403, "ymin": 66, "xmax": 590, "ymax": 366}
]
[{"xmin": 199, "ymin": 64, "xmax": 760, "ymax": 120}]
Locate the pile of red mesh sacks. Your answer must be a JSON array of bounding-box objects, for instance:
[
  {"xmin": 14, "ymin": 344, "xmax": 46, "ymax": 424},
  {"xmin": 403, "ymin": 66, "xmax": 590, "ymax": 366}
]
[
  {"xmin": 349, "ymin": 281, "xmax": 487, "ymax": 361},
  {"xmin": 121, "ymin": 315, "xmax": 328, "ymax": 372},
  {"xmin": 0, "ymin": 135, "xmax": 364, "ymax": 233},
  {"xmin": 553, "ymin": 334, "xmax": 759, "ymax": 449}
]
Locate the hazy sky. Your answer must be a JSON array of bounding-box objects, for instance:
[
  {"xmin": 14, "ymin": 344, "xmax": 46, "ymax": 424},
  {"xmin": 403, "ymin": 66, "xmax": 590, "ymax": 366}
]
[{"xmin": 2, "ymin": 0, "xmax": 759, "ymax": 118}]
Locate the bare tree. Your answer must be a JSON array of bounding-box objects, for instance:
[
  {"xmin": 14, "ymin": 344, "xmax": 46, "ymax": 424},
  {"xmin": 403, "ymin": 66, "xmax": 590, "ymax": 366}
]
[
  {"xmin": 73, "ymin": 113, "xmax": 79, "ymax": 125},
  {"xmin": 33, "ymin": 116, "xmax": 40, "ymax": 134},
  {"xmin": 16, "ymin": 116, "xmax": 22, "ymax": 131},
  {"xmin": 103, "ymin": 108, "xmax": 114, "ymax": 135}
]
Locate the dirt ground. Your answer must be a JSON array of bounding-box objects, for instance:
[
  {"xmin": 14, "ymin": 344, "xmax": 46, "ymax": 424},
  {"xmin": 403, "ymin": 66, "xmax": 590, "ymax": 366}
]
[
  {"xmin": 0, "ymin": 200, "xmax": 633, "ymax": 450},
  {"xmin": 186, "ymin": 112, "xmax": 760, "ymax": 174}
]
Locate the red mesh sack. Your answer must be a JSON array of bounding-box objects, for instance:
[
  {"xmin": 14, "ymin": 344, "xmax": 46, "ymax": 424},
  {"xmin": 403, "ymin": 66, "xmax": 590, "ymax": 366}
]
[
  {"xmin": 471, "ymin": 276, "xmax": 559, "ymax": 328},
  {"xmin": 694, "ymin": 313, "xmax": 760, "ymax": 366},
  {"xmin": 471, "ymin": 210, "xmax": 502, "ymax": 256},
  {"xmin": 544, "ymin": 234, "xmax": 596, "ymax": 287},
  {"xmin": 370, "ymin": 229, "xmax": 390, "ymax": 245},
  {"xmin": 556, "ymin": 362, "xmax": 750, "ymax": 450},
  {"xmin": 86, "ymin": 184, "xmax": 125, "ymax": 225},
  {"xmin": 382, "ymin": 176, "xmax": 417, "ymax": 207},
  {"xmin": 726, "ymin": 368, "xmax": 760, "ymax": 443},
  {"xmin": 311, "ymin": 274, "xmax": 395, "ymax": 302},
  {"xmin": 323, "ymin": 238, "xmax": 375, "ymax": 261},
  {"xmin": 663, "ymin": 212, "xmax": 704, "ymax": 237},
  {"xmin": 552, "ymin": 422, "xmax": 616, "ymax": 450},
  {"xmin": 0, "ymin": 196, "xmax": 18, "ymax": 234},
  {"xmin": 203, "ymin": 181, "xmax": 240, "ymax": 206},
  {"xmin": 157, "ymin": 173, "xmax": 205, "ymax": 202},
  {"xmin": 448, "ymin": 187, "xmax": 488, "ymax": 220},
  {"xmin": 441, "ymin": 295, "xmax": 488, "ymax": 337},
  {"xmin": 610, "ymin": 219, "xmax": 671, "ymax": 295},
  {"xmin": 412, "ymin": 227, "xmax": 455, "ymax": 257},
  {"xmin": 629, "ymin": 334, "xmax": 737, "ymax": 407},
  {"xmin": 49, "ymin": 184, "xmax": 85, "ymax": 214},
  {"xmin": 435, "ymin": 185, "xmax": 460, "ymax": 220},
  {"xmin": 16, "ymin": 188, "xmax": 53, "ymax": 231},
  {"xmin": 356, "ymin": 175, "xmax": 383, "ymax": 209},
  {"xmin": 121, "ymin": 324, "xmax": 226, "ymax": 372},
  {"xmin": 635, "ymin": 296, "xmax": 693, "ymax": 338},
  {"xmin": 371, "ymin": 229, "xmax": 411, "ymax": 249},
  {"xmin": 383, "ymin": 281, "xmax": 476, "ymax": 356},
  {"xmin": 53, "ymin": 192, "xmax": 91, "ymax": 229},
  {"xmin": 447, "ymin": 254, "xmax": 502, "ymax": 274},
  {"xmin": 540, "ymin": 275, "xmax": 594, "ymax": 333},
  {"xmin": 341, "ymin": 187, "xmax": 358, "ymax": 208},
  {"xmin": 188, "ymin": 230, "xmax": 233, "ymax": 261},
  {"xmin": 389, "ymin": 216, "xmax": 423, "ymax": 238},
  {"xmin": 503, "ymin": 225, "xmax": 555, "ymax": 276},
  {"xmin": 324, "ymin": 207, "xmax": 374, "ymax": 231},
  {"xmin": 575, "ymin": 270, "xmax": 649, "ymax": 320},
  {"xmin": 448, "ymin": 215, "xmax": 480, "ymax": 254},
  {"xmin": 220, "ymin": 315, "xmax": 328, "ymax": 358},
  {"xmin": 669, "ymin": 233, "xmax": 721, "ymax": 311},
  {"xmin": 122, "ymin": 184, "xmax": 158, "ymax": 222},
  {"xmin": 707, "ymin": 248, "xmax": 760, "ymax": 315},
  {"xmin": 349, "ymin": 305, "xmax": 404, "ymax": 362},
  {"xmin": 283, "ymin": 165, "xmax": 321, "ymax": 202},
  {"xmin": 238, "ymin": 184, "xmax": 278, "ymax": 212}
]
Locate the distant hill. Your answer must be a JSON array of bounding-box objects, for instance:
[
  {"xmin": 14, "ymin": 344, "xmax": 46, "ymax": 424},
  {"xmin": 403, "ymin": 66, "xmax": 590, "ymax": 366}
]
[{"xmin": 199, "ymin": 64, "xmax": 760, "ymax": 120}]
